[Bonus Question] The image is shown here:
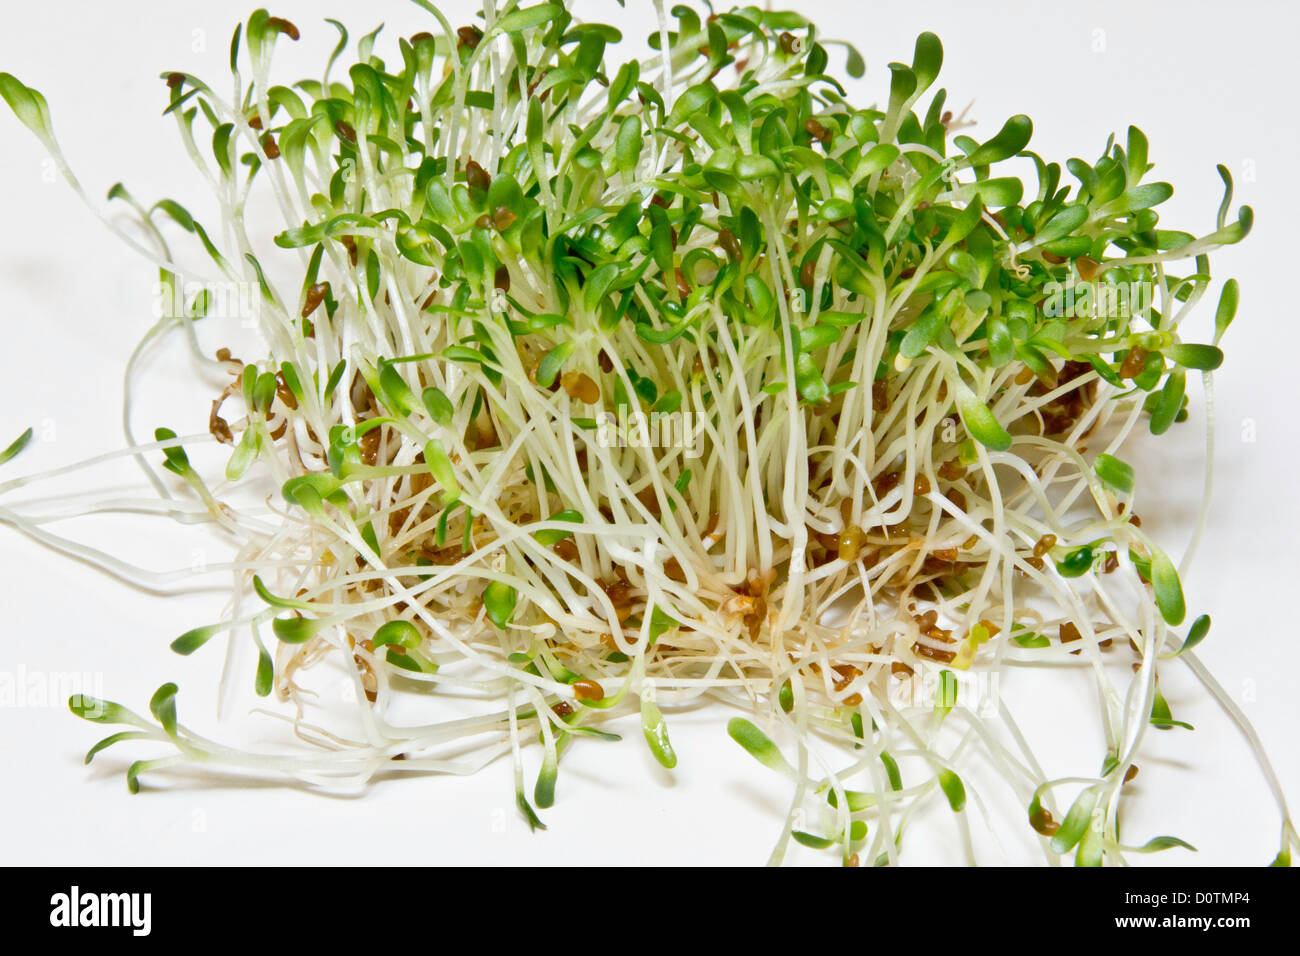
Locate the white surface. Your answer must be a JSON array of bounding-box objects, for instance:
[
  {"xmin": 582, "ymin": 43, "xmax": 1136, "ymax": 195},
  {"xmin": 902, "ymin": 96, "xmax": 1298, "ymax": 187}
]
[{"xmin": 0, "ymin": 0, "xmax": 1296, "ymax": 865}]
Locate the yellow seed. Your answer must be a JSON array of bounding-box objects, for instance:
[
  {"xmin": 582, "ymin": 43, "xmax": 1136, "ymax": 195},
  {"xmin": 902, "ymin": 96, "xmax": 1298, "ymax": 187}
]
[
  {"xmin": 561, "ymin": 371, "xmax": 600, "ymax": 404},
  {"xmin": 492, "ymin": 206, "xmax": 517, "ymax": 231},
  {"xmin": 1033, "ymin": 533, "xmax": 1057, "ymax": 558},
  {"xmin": 838, "ymin": 525, "xmax": 866, "ymax": 561},
  {"xmin": 832, "ymin": 664, "xmax": 861, "ymax": 691}
]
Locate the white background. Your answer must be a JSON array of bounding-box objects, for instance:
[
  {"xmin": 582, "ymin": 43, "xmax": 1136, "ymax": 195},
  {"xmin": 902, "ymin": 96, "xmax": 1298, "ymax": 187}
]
[{"xmin": 0, "ymin": 0, "xmax": 1296, "ymax": 865}]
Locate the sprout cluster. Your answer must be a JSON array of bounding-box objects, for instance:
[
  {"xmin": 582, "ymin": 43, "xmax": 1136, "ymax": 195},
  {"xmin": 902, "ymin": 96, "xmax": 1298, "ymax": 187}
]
[{"xmin": 1, "ymin": 1, "xmax": 1293, "ymax": 865}]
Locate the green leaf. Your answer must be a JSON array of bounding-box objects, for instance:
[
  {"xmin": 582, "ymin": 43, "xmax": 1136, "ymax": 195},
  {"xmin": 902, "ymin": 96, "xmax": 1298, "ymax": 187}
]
[
  {"xmin": 615, "ymin": 115, "xmax": 642, "ymax": 172},
  {"xmin": 1050, "ymin": 789, "xmax": 1098, "ymax": 853},
  {"xmin": 243, "ymin": 253, "xmax": 275, "ymax": 301},
  {"xmin": 792, "ymin": 830, "xmax": 835, "ymax": 850},
  {"xmin": 1093, "ymin": 453, "xmax": 1134, "ymax": 494},
  {"xmin": 1075, "ymin": 825, "xmax": 1104, "ymax": 867},
  {"xmin": 583, "ymin": 263, "xmax": 619, "ymax": 313},
  {"xmin": 421, "ymin": 387, "xmax": 455, "ymax": 426},
  {"xmin": 654, "ymin": 390, "xmax": 684, "ymax": 414},
  {"xmin": 843, "ymin": 44, "xmax": 865, "ymax": 79},
  {"xmin": 1150, "ymin": 548, "xmax": 1186, "ymax": 625},
  {"xmin": 1214, "ymin": 279, "xmax": 1239, "ymax": 344},
  {"xmin": 1033, "ymin": 204, "xmax": 1088, "ymax": 245},
  {"xmin": 84, "ymin": 731, "xmax": 147, "ymax": 765},
  {"xmin": 1126, "ymin": 125, "xmax": 1149, "ymax": 182},
  {"xmin": 534, "ymin": 509, "xmax": 582, "ymax": 546},
  {"xmin": 1132, "ymin": 835, "xmax": 1197, "ymax": 853},
  {"xmin": 282, "ymin": 474, "xmax": 345, "ymax": 510},
  {"xmin": 225, "ymin": 426, "xmax": 261, "ymax": 481},
  {"xmin": 0, "ymin": 73, "xmax": 54, "ymax": 145},
  {"xmin": 727, "ymin": 717, "xmax": 791, "ymax": 774},
  {"xmin": 911, "ymin": 32, "xmax": 942, "ymax": 92},
  {"xmin": 359, "ymin": 517, "xmax": 379, "ymax": 557},
  {"xmin": 647, "ymin": 604, "xmax": 675, "ymax": 644},
  {"xmin": 1165, "ymin": 343, "xmax": 1223, "ymax": 371},
  {"xmin": 251, "ymin": 371, "xmax": 277, "ymax": 414},
  {"xmin": 957, "ymin": 388, "xmax": 1012, "ymax": 452},
  {"xmin": 737, "ymin": 154, "xmax": 779, "ymax": 181},
  {"xmin": 826, "ymin": 788, "xmax": 876, "ymax": 812},
  {"xmin": 534, "ymin": 752, "xmax": 558, "ymax": 808},
  {"xmin": 517, "ymin": 789, "xmax": 547, "ymax": 831},
  {"xmin": 860, "ymin": 144, "xmax": 899, "ymax": 177},
  {"xmin": 1175, "ymin": 614, "xmax": 1211, "ymax": 656},
  {"xmin": 252, "ymin": 574, "xmax": 315, "ymax": 610},
  {"xmin": 171, "ymin": 623, "xmax": 223, "ymax": 655},
  {"xmin": 151, "ymin": 199, "xmax": 197, "ymax": 232},
  {"xmin": 971, "ymin": 177, "xmax": 1024, "ymax": 207},
  {"xmin": 443, "ymin": 345, "xmax": 489, "ymax": 367},
  {"xmin": 794, "ymin": 353, "xmax": 829, "ymax": 403},
  {"xmin": 965, "ymin": 114, "xmax": 1032, "ymax": 167},
  {"xmin": 986, "ymin": 317, "xmax": 1013, "ymax": 367},
  {"xmin": 68, "ymin": 694, "xmax": 148, "ymax": 728},
  {"xmin": 324, "ymin": 360, "xmax": 347, "ymax": 398},
  {"xmin": 880, "ymin": 752, "xmax": 903, "ymax": 791},
  {"xmin": 935, "ymin": 669, "xmax": 958, "ymax": 719},
  {"xmin": 937, "ymin": 769, "xmax": 966, "ymax": 811},
  {"xmin": 1068, "ymin": 158, "xmax": 1100, "ymax": 197},
  {"xmin": 641, "ymin": 698, "xmax": 677, "ymax": 769},
  {"xmin": 149, "ymin": 682, "xmax": 179, "ymax": 738},
  {"xmin": 564, "ymin": 725, "xmax": 620, "ymax": 742},
  {"xmin": 1151, "ymin": 685, "xmax": 1194, "ymax": 730},
  {"xmin": 272, "ymin": 615, "xmax": 325, "ymax": 644},
  {"xmin": 1129, "ymin": 546, "xmax": 1152, "ymax": 582},
  {"xmin": 536, "ymin": 341, "xmax": 574, "ymax": 388},
  {"xmin": 0, "ymin": 427, "xmax": 34, "ymax": 466},
  {"xmin": 484, "ymin": 580, "xmax": 518, "ymax": 629},
  {"xmin": 365, "ymin": 249, "xmax": 381, "ymax": 302},
  {"xmin": 254, "ymin": 635, "xmax": 274, "ymax": 697},
  {"xmin": 387, "ymin": 645, "xmax": 437, "ymax": 673},
  {"xmin": 423, "ymin": 438, "xmax": 460, "ymax": 505},
  {"xmin": 279, "ymin": 362, "xmax": 305, "ymax": 404},
  {"xmin": 493, "ymin": 3, "xmax": 562, "ymax": 36},
  {"xmin": 154, "ymin": 427, "xmax": 191, "ymax": 477},
  {"xmin": 1012, "ymin": 630, "xmax": 1050, "ymax": 648},
  {"xmin": 1116, "ymin": 182, "xmax": 1173, "ymax": 212},
  {"xmin": 378, "ymin": 362, "xmax": 417, "ymax": 415},
  {"xmin": 1148, "ymin": 369, "xmax": 1185, "ymax": 435},
  {"xmin": 900, "ymin": 306, "xmax": 947, "ymax": 359},
  {"xmin": 373, "ymin": 620, "xmax": 421, "ymax": 649}
]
